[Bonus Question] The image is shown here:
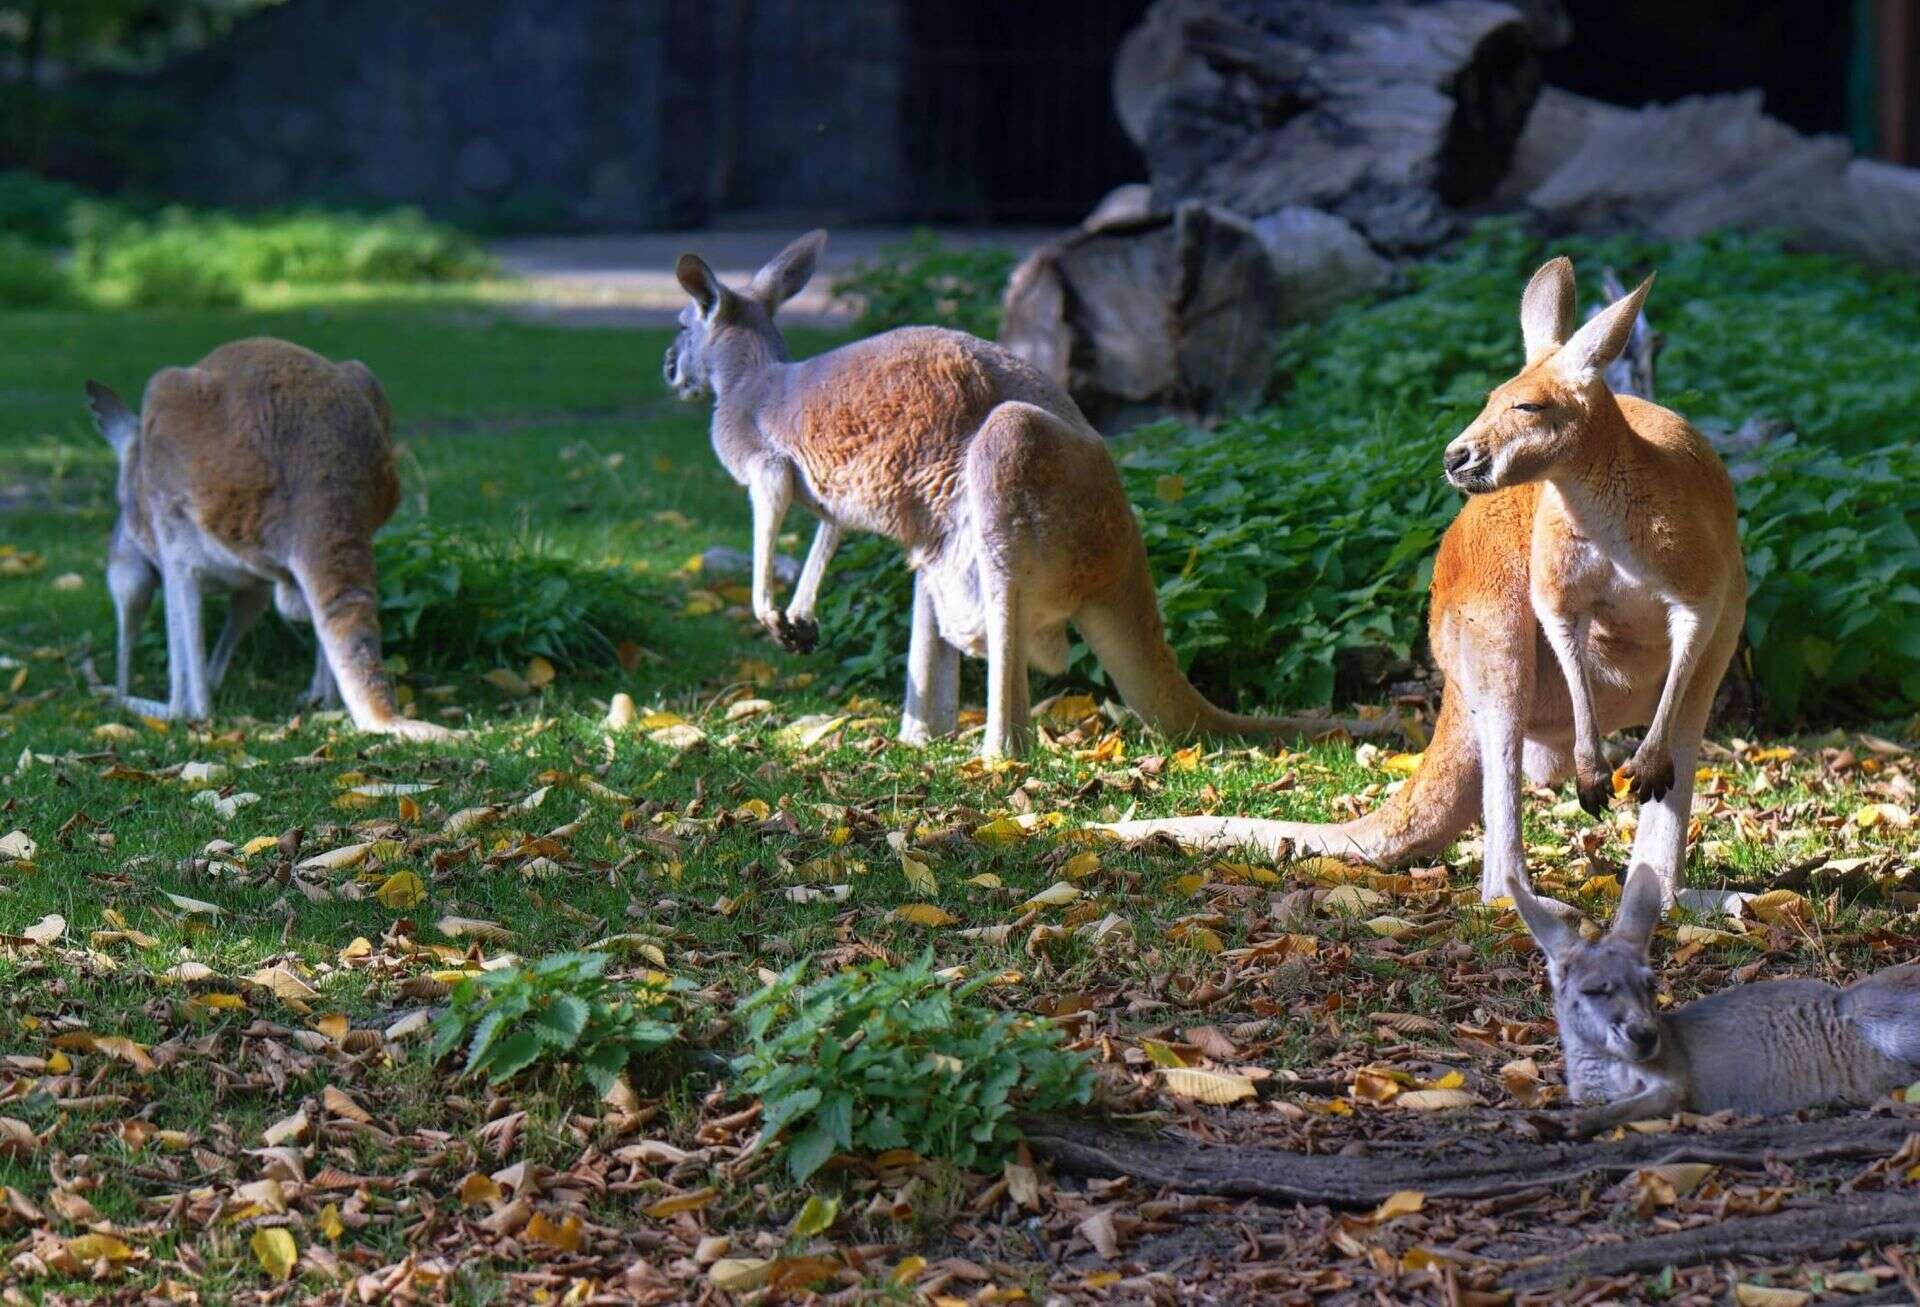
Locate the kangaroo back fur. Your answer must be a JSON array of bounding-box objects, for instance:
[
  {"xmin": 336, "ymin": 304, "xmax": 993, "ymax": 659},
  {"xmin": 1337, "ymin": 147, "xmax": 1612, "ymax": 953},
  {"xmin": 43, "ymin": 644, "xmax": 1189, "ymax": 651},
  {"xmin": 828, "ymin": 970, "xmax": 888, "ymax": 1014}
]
[{"xmin": 665, "ymin": 230, "xmax": 1388, "ymax": 760}]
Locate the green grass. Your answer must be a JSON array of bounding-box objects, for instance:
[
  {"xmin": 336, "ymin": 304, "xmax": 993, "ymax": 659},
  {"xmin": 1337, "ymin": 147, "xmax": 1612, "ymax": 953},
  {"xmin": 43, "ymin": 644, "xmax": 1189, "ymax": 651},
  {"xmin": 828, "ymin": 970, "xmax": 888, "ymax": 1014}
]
[{"xmin": 0, "ymin": 291, "xmax": 1915, "ymax": 1302}]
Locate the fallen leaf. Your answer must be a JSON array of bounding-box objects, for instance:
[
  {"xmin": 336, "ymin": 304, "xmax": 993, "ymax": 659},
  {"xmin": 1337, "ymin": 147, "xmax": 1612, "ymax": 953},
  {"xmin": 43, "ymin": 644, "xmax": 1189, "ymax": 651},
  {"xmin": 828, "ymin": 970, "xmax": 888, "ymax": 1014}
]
[
  {"xmin": 1394, "ymin": 1088, "xmax": 1477, "ymax": 1111},
  {"xmin": 251, "ymin": 1227, "xmax": 297, "ymax": 1282},
  {"xmin": 21, "ymin": 913, "xmax": 64, "ymax": 945},
  {"xmin": 709, "ymin": 1259, "xmax": 773, "ymax": 1292},
  {"xmin": 788, "ymin": 1194, "xmax": 839, "ymax": 1238},
  {"xmin": 374, "ymin": 870, "xmax": 427, "ymax": 909},
  {"xmin": 1161, "ymin": 1068, "xmax": 1256, "ymax": 1104},
  {"xmin": 1369, "ymin": 1189, "xmax": 1425, "ymax": 1222},
  {"xmin": 892, "ymin": 904, "xmax": 957, "ymax": 927}
]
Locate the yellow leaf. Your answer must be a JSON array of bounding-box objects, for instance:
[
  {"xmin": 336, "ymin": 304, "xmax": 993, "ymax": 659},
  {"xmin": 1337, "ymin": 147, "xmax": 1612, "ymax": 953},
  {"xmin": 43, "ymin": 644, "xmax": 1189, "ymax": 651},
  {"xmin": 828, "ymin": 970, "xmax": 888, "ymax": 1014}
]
[
  {"xmin": 1394, "ymin": 1088, "xmax": 1477, "ymax": 1111},
  {"xmin": 525, "ymin": 656, "xmax": 557, "ymax": 688},
  {"xmin": 1428, "ymin": 1069, "xmax": 1466, "ymax": 1090},
  {"xmin": 457, "ymin": 1172, "xmax": 502, "ymax": 1206},
  {"xmin": 1062, "ymin": 850, "xmax": 1101, "ymax": 880},
  {"xmin": 646, "ymin": 1188, "xmax": 718, "ymax": 1218},
  {"xmin": 262, "ymin": 1109, "xmax": 309, "ymax": 1146},
  {"xmin": 1364, "ymin": 915, "xmax": 1418, "ymax": 941},
  {"xmin": 241, "ymin": 835, "xmax": 279, "ymax": 856},
  {"xmin": 892, "ymin": 904, "xmax": 957, "ymax": 927},
  {"xmin": 1021, "ymin": 880, "xmax": 1080, "ymax": 911},
  {"xmin": 1733, "ymin": 1287, "xmax": 1809, "ymax": 1307},
  {"xmin": 1174, "ymin": 872, "xmax": 1207, "ymax": 897},
  {"xmin": 374, "ymin": 871, "xmax": 427, "ymax": 909},
  {"xmin": 1748, "ymin": 889, "xmax": 1809, "ymax": 926},
  {"xmin": 889, "ymin": 1255, "xmax": 928, "ymax": 1286},
  {"xmin": 1044, "ymin": 693, "xmax": 1098, "ymax": 723},
  {"xmin": 1369, "ymin": 1189, "xmax": 1425, "ymax": 1222},
  {"xmin": 1856, "ymin": 802, "xmax": 1913, "ymax": 831},
  {"xmin": 1161, "ymin": 1067, "xmax": 1256, "ymax": 1104},
  {"xmin": 709, "ymin": 1259, "xmax": 773, "ymax": 1292},
  {"xmin": 1154, "ymin": 474, "xmax": 1185, "ymax": 502},
  {"xmin": 66, "ymin": 1233, "xmax": 136, "ymax": 1263},
  {"xmin": 525, "ymin": 1212, "xmax": 583, "ymax": 1252},
  {"xmin": 788, "ymin": 1194, "xmax": 839, "ymax": 1238},
  {"xmin": 972, "ymin": 816, "xmax": 1026, "ymax": 845},
  {"xmin": 1140, "ymin": 1039, "xmax": 1185, "ymax": 1069},
  {"xmin": 249, "ymin": 964, "xmax": 320, "ymax": 1004},
  {"xmin": 964, "ymin": 872, "xmax": 1003, "ymax": 889},
  {"xmin": 1675, "ymin": 924, "xmax": 1743, "ymax": 947},
  {"xmin": 251, "ymin": 1228, "xmax": 297, "ymax": 1282},
  {"xmin": 1380, "ymin": 752, "xmax": 1423, "ymax": 777},
  {"xmin": 1169, "ymin": 923, "xmax": 1223, "ymax": 953},
  {"xmin": 901, "ymin": 854, "xmax": 937, "ymax": 895},
  {"xmin": 482, "ymin": 667, "xmax": 532, "ymax": 696}
]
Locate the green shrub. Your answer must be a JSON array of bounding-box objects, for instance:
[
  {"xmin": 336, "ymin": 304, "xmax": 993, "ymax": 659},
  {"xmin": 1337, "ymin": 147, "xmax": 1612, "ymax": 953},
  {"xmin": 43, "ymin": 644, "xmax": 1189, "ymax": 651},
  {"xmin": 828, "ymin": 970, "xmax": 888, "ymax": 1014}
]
[
  {"xmin": 375, "ymin": 523, "xmax": 654, "ymax": 670},
  {"xmin": 816, "ymin": 221, "xmax": 1920, "ymax": 725},
  {"xmin": 94, "ymin": 205, "xmax": 493, "ymax": 304},
  {"xmin": 0, "ymin": 236, "xmax": 73, "ymax": 307},
  {"xmin": 0, "ymin": 170, "xmax": 94, "ymax": 247},
  {"xmin": 102, "ymin": 223, "xmax": 244, "ymax": 308},
  {"xmin": 732, "ymin": 953, "xmax": 1093, "ymax": 1182},
  {"xmin": 832, "ymin": 229, "xmax": 1018, "ymax": 340},
  {"xmin": 430, "ymin": 952, "xmax": 683, "ymax": 1092}
]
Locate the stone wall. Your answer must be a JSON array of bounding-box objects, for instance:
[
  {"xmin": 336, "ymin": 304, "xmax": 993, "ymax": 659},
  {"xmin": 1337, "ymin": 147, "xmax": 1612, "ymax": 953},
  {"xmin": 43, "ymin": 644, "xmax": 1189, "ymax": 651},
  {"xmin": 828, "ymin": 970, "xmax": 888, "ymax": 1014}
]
[{"xmin": 139, "ymin": 0, "xmax": 909, "ymax": 231}]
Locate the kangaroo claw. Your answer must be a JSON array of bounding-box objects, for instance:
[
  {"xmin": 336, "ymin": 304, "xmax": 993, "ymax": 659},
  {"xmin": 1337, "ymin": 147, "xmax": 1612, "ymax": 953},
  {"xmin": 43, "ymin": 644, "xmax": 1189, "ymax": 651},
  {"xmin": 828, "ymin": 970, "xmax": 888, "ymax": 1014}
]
[
  {"xmin": 774, "ymin": 614, "xmax": 819, "ymax": 654},
  {"xmin": 1621, "ymin": 752, "xmax": 1675, "ymax": 803},
  {"xmin": 1576, "ymin": 771, "xmax": 1611, "ymax": 818}
]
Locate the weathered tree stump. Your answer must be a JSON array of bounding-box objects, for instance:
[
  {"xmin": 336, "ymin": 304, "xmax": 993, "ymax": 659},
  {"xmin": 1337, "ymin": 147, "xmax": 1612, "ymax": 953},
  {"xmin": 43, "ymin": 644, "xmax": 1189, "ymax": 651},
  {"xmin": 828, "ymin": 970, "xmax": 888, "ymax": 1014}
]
[{"xmin": 1116, "ymin": 0, "xmax": 1561, "ymax": 251}]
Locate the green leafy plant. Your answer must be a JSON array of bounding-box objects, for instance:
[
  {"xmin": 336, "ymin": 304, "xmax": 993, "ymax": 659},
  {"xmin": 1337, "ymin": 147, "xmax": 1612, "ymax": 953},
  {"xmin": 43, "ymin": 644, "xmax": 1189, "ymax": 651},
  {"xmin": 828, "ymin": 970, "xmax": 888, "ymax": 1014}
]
[
  {"xmin": 732, "ymin": 953, "xmax": 1093, "ymax": 1182},
  {"xmin": 102, "ymin": 222, "xmax": 244, "ymax": 307},
  {"xmin": 816, "ymin": 221, "xmax": 1920, "ymax": 726},
  {"xmin": 0, "ymin": 236, "xmax": 74, "ymax": 307},
  {"xmin": 0, "ymin": 169, "xmax": 96, "ymax": 247},
  {"xmin": 375, "ymin": 523, "xmax": 654, "ymax": 670},
  {"xmin": 832, "ymin": 229, "xmax": 1018, "ymax": 340},
  {"xmin": 430, "ymin": 952, "xmax": 683, "ymax": 1093}
]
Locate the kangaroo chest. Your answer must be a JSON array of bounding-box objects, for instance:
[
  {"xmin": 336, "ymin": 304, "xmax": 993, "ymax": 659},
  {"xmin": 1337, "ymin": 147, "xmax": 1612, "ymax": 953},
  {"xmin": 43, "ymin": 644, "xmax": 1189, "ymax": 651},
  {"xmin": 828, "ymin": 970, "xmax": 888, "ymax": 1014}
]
[{"xmin": 1531, "ymin": 489, "xmax": 1669, "ymax": 659}]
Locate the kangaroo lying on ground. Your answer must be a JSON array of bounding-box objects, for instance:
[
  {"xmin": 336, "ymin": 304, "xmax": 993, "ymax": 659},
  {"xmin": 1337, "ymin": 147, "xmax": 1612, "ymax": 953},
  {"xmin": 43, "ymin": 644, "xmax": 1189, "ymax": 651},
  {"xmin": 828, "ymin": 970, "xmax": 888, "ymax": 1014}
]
[
  {"xmin": 1099, "ymin": 258, "xmax": 1745, "ymax": 902},
  {"xmin": 664, "ymin": 230, "xmax": 1387, "ymax": 760},
  {"xmin": 88, "ymin": 338, "xmax": 451, "ymax": 740},
  {"xmin": 1512, "ymin": 863, "xmax": 1920, "ymax": 1136}
]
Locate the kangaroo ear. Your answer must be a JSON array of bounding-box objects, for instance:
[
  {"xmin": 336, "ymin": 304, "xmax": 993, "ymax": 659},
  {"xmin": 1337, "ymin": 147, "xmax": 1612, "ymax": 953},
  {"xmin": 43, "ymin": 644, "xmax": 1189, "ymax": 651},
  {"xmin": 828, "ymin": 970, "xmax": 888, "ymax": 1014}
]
[
  {"xmin": 1553, "ymin": 272, "xmax": 1655, "ymax": 386},
  {"xmin": 750, "ymin": 229, "xmax": 826, "ymax": 310},
  {"xmin": 676, "ymin": 253, "xmax": 729, "ymax": 317},
  {"xmin": 1519, "ymin": 256, "xmax": 1575, "ymax": 364},
  {"xmin": 85, "ymin": 380, "xmax": 136, "ymax": 454},
  {"xmin": 1507, "ymin": 872, "xmax": 1583, "ymax": 967},
  {"xmin": 1611, "ymin": 863, "xmax": 1667, "ymax": 957}
]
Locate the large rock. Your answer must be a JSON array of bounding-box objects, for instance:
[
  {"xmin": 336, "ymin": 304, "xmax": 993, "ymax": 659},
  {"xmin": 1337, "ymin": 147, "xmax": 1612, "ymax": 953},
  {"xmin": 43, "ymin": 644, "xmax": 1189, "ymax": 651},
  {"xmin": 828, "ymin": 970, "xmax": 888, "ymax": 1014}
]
[{"xmin": 1118, "ymin": 0, "xmax": 1561, "ymax": 251}]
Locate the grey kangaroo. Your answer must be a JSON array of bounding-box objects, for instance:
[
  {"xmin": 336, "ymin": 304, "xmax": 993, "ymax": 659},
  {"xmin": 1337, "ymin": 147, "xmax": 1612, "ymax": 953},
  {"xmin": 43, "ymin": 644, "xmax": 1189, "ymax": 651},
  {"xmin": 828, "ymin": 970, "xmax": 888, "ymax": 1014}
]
[{"xmin": 1512, "ymin": 863, "xmax": 1920, "ymax": 1136}]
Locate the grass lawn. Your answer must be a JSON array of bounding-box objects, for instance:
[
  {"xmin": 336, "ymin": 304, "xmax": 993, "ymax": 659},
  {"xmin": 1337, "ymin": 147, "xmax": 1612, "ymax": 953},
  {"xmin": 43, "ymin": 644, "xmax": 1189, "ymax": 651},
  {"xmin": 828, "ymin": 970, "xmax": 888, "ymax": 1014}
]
[{"xmin": 2, "ymin": 295, "xmax": 1918, "ymax": 1304}]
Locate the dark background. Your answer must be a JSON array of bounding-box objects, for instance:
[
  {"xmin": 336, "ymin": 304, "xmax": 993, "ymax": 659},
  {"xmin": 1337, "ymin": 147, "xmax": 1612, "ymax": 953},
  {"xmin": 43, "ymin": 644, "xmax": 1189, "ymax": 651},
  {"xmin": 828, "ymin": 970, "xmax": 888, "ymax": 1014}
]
[{"xmin": 0, "ymin": 0, "xmax": 1905, "ymax": 233}]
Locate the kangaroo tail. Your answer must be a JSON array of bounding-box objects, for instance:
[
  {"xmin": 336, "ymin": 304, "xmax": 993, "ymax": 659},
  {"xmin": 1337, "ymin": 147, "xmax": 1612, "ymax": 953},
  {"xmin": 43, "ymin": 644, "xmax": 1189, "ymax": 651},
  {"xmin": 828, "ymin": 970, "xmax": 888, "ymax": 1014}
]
[
  {"xmin": 1072, "ymin": 551, "xmax": 1397, "ymax": 746},
  {"xmin": 1095, "ymin": 688, "xmax": 1482, "ymax": 865},
  {"xmin": 292, "ymin": 537, "xmax": 454, "ymax": 742}
]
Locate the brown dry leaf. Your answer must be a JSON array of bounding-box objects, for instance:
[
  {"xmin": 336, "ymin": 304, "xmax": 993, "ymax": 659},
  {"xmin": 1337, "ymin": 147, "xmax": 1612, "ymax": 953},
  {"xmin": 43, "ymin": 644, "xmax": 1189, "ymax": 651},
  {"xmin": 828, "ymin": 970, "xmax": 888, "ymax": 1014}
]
[
  {"xmin": 437, "ymin": 916, "xmax": 513, "ymax": 942},
  {"xmin": 1369, "ymin": 1189, "xmax": 1425, "ymax": 1223},
  {"xmin": 262, "ymin": 1109, "xmax": 309, "ymax": 1146},
  {"xmin": 524, "ymin": 1211, "xmax": 583, "ymax": 1252},
  {"xmin": 709, "ymin": 1259, "xmax": 773, "ymax": 1292},
  {"xmin": 458, "ymin": 1173, "xmax": 503, "ymax": 1206},
  {"xmin": 1732, "ymin": 1286, "xmax": 1809, "ymax": 1307},
  {"xmin": 249, "ymin": 964, "xmax": 320, "ymax": 1004},
  {"xmin": 892, "ymin": 904, "xmax": 957, "ymax": 927},
  {"xmin": 1748, "ymin": 889, "xmax": 1809, "ymax": 927},
  {"xmin": 21, "ymin": 913, "xmax": 64, "ymax": 945}
]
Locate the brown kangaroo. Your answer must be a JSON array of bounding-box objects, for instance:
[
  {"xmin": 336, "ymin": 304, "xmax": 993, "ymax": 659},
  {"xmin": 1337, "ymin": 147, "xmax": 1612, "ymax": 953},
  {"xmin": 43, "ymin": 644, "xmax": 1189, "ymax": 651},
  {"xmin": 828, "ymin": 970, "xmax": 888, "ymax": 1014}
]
[
  {"xmin": 1100, "ymin": 258, "xmax": 1745, "ymax": 902},
  {"xmin": 88, "ymin": 337, "xmax": 451, "ymax": 741},
  {"xmin": 663, "ymin": 230, "xmax": 1390, "ymax": 760}
]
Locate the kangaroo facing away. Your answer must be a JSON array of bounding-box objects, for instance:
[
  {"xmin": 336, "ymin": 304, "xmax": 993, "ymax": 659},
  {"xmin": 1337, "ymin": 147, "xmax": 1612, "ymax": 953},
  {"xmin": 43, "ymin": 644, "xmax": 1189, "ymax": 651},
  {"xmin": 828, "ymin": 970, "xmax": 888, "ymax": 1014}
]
[
  {"xmin": 664, "ymin": 230, "xmax": 1388, "ymax": 760},
  {"xmin": 1099, "ymin": 258, "xmax": 1746, "ymax": 902},
  {"xmin": 88, "ymin": 338, "xmax": 451, "ymax": 741},
  {"xmin": 1513, "ymin": 864, "xmax": 1920, "ymax": 1136}
]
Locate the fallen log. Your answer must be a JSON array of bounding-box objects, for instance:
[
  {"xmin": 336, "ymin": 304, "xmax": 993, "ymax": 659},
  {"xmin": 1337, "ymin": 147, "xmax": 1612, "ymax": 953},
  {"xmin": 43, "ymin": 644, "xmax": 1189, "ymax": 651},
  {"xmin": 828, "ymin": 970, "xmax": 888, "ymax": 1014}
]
[
  {"xmin": 1021, "ymin": 1112, "xmax": 1920, "ymax": 1208},
  {"xmin": 1504, "ymin": 1189, "xmax": 1920, "ymax": 1292}
]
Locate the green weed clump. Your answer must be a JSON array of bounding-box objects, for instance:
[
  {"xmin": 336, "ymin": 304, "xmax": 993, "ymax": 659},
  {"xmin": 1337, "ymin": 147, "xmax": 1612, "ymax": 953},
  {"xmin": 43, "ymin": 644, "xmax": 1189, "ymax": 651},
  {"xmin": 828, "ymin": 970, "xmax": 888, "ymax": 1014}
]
[
  {"xmin": 430, "ymin": 952, "xmax": 683, "ymax": 1093},
  {"xmin": 732, "ymin": 954, "xmax": 1093, "ymax": 1182},
  {"xmin": 832, "ymin": 229, "xmax": 1018, "ymax": 340},
  {"xmin": 93, "ymin": 205, "xmax": 493, "ymax": 305},
  {"xmin": 816, "ymin": 222, "xmax": 1920, "ymax": 726},
  {"xmin": 0, "ymin": 235, "xmax": 74, "ymax": 307},
  {"xmin": 375, "ymin": 524, "xmax": 653, "ymax": 671}
]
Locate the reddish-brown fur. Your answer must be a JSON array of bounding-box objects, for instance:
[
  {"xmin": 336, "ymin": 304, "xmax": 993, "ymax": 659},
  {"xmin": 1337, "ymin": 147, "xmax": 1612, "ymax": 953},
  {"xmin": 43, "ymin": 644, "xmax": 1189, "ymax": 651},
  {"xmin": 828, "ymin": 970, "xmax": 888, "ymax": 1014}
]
[
  {"xmin": 1102, "ymin": 259, "xmax": 1745, "ymax": 902},
  {"xmin": 92, "ymin": 338, "xmax": 449, "ymax": 739}
]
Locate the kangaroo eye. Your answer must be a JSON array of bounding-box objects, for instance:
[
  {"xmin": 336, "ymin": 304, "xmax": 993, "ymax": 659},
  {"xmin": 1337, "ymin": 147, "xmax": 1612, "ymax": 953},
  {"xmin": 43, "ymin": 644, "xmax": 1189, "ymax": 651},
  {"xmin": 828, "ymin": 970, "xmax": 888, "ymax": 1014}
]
[
  {"xmin": 1513, "ymin": 402, "xmax": 1548, "ymax": 413},
  {"xmin": 1580, "ymin": 985, "xmax": 1610, "ymax": 999}
]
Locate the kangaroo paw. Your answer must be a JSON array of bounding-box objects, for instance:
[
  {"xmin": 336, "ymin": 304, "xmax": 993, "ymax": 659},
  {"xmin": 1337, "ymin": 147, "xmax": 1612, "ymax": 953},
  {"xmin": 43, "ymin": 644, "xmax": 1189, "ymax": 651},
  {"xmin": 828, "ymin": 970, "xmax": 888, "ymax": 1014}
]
[
  {"xmin": 1575, "ymin": 766, "xmax": 1612, "ymax": 818},
  {"xmin": 376, "ymin": 717, "xmax": 461, "ymax": 744},
  {"xmin": 1621, "ymin": 749, "xmax": 1675, "ymax": 803},
  {"xmin": 773, "ymin": 613, "xmax": 819, "ymax": 654}
]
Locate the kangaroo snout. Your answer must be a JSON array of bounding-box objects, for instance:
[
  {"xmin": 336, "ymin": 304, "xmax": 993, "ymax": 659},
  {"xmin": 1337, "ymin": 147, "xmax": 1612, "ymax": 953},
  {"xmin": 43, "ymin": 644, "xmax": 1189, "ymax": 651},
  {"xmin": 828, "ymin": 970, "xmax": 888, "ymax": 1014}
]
[
  {"xmin": 1623, "ymin": 1021, "xmax": 1660, "ymax": 1060},
  {"xmin": 1443, "ymin": 441, "xmax": 1491, "ymax": 492}
]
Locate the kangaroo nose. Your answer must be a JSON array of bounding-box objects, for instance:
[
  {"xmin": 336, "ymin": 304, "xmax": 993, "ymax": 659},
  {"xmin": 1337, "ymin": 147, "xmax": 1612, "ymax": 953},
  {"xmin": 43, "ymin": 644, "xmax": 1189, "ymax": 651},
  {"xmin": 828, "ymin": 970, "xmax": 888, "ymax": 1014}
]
[
  {"xmin": 1444, "ymin": 445, "xmax": 1476, "ymax": 476},
  {"xmin": 1626, "ymin": 1023, "xmax": 1659, "ymax": 1057}
]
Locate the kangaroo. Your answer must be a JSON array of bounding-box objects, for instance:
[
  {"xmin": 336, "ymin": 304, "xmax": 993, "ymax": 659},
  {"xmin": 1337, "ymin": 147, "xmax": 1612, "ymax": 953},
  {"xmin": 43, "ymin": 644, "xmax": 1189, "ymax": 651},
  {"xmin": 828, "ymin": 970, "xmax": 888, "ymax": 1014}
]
[
  {"xmin": 663, "ymin": 230, "xmax": 1388, "ymax": 760},
  {"xmin": 88, "ymin": 338, "xmax": 451, "ymax": 741},
  {"xmin": 1098, "ymin": 258, "xmax": 1745, "ymax": 903},
  {"xmin": 1512, "ymin": 863, "xmax": 1920, "ymax": 1136}
]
